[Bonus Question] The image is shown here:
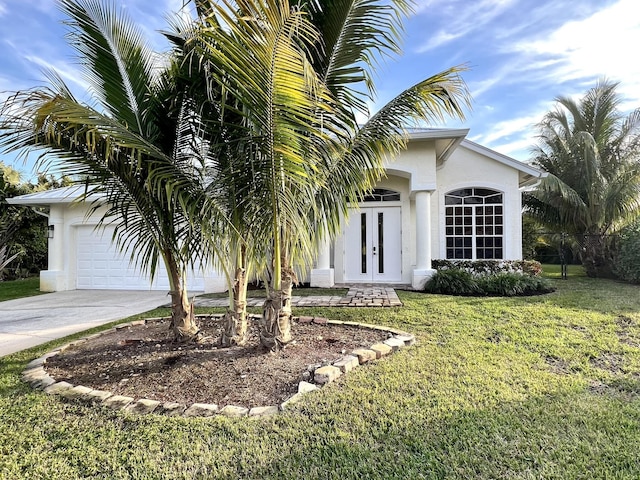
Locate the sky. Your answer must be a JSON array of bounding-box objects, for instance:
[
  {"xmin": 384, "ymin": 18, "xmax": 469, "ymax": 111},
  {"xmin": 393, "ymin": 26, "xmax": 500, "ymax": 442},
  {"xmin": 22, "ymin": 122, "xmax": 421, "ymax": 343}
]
[{"xmin": 0, "ymin": 0, "xmax": 638, "ymax": 179}]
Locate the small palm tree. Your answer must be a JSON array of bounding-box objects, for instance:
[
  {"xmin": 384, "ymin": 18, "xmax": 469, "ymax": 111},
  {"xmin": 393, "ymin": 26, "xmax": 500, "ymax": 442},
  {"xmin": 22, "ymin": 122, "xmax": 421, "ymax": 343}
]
[
  {"xmin": 0, "ymin": 0, "xmax": 224, "ymax": 341},
  {"xmin": 194, "ymin": 0, "xmax": 470, "ymax": 349},
  {"xmin": 526, "ymin": 80, "xmax": 640, "ymax": 277}
]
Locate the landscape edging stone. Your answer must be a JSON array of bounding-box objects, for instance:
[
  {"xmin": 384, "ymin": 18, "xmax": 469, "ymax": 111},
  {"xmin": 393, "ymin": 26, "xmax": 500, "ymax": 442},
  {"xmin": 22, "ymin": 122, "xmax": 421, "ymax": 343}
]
[{"xmin": 23, "ymin": 315, "xmax": 416, "ymax": 418}]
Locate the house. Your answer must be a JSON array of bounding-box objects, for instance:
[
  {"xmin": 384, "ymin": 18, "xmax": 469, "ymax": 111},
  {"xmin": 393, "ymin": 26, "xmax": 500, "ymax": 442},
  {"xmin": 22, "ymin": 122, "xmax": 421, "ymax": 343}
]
[{"xmin": 8, "ymin": 128, "xmax": 544, "ymax": 292}]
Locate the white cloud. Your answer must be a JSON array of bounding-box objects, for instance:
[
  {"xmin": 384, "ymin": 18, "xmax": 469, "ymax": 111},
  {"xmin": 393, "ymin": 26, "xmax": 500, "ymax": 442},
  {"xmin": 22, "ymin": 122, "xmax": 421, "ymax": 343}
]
[
  {"xmin": 415, "ymin": 0, "xmax": 516, "ymax": 52},
  {"xmin": 23, "ymin": 54, "xmax": 89, "ymax": 93},
  {"xmin": 0, "ymin": 2, "xmax": 7, "ymax": 16},
  {"xmin": 481, "ymin": 113, "xmax": 541, "ymax": 145},
  {"xmin": 511, "ymin": 0, "xmax": 640, "ymax": 104},
  {"xmin": 471, "ymin": 104, "xmax": 556, "ymax": 161},
  {"xmin": 490, "ymin": 138, "xmax": 534, "ymax": 161}
]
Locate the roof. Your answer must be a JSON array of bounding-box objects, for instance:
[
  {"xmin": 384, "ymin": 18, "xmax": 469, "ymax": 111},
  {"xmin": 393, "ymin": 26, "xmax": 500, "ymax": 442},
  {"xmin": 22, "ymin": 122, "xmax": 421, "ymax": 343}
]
[{"xmin": 6, "ymin": 185, "xmax": 100, "ymax": 206}]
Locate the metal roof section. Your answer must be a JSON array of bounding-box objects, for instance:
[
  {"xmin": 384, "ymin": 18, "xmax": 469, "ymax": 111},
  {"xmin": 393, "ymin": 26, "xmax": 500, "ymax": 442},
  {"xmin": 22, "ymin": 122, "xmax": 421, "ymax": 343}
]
[{"xmin": 6, "ymin": 185, "xmax": 101, "ymax": 206}]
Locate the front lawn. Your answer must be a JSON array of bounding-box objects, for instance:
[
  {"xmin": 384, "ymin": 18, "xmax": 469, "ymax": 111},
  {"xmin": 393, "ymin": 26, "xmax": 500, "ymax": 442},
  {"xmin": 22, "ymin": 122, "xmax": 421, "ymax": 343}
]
[
  {"xmin": 1, "ymin": 274, "xmax": 639, "ymax": 478},
  {"xmin": 0, "ymin": 277, "xmax": 44, "ymax": 302}
]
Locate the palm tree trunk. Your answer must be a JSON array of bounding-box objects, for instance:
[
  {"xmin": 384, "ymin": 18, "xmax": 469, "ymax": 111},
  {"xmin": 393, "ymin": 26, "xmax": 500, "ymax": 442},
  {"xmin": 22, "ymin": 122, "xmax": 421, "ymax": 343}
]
[
  {"xmin": 582, "ymin": 234, "xmax": 613, "ymax": 278},
  {"xmin": 166, "ymin": 253, "xmax": 200, "ymax": 343},
  {"xmin": 221, "ymin": 264, "xmax": 249, "ymax": 346},
  {"xmin": 259, "ymin": 259, "xmax": 294, "ymax": 351}
]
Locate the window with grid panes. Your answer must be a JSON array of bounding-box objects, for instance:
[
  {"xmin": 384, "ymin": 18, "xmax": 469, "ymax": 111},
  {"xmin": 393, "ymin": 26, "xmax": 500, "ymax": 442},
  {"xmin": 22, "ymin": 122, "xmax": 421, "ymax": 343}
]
[{"xmin": 444, "ymin": 188, "xmax": 504, "ymax": 260}]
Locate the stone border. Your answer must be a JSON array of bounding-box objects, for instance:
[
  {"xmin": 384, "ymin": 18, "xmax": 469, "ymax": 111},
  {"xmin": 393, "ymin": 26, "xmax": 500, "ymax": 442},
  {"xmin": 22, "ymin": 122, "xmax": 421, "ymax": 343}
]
[{"xmin": 22, "ymin": 315, "xmax": 415, "ymax": 418}]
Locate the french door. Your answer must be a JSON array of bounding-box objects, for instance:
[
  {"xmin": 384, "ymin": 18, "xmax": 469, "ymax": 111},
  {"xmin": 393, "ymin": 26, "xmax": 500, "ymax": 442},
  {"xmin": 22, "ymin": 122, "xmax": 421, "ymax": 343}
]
[{"xmin": 343, "ymin": 207, "xmax": 402, "ymax": 282}]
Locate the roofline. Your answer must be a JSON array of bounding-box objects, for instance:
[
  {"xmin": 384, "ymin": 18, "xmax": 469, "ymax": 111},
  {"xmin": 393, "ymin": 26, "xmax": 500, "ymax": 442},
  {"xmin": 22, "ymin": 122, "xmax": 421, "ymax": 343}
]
[
  {"xmin": 6, "ymin": 186, "xmax": 101, "ymax": 206},
  {"xmin": 407, "ymin": 128, "xmax": 470, "ymax": 141}
]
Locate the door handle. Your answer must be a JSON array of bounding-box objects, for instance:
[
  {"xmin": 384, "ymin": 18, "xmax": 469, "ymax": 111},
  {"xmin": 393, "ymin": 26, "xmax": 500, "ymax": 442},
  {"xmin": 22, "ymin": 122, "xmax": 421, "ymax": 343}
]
[{"xmin": 372, "ymin": 246, "xmax": 377, "ymax": 255}]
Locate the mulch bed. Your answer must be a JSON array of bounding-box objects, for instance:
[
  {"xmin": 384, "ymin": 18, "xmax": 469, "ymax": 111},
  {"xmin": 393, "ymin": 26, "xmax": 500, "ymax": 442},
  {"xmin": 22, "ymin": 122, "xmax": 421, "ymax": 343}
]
[{"xmin": 45, "ymin": 316, "xmax": 390, "ymax": 408}]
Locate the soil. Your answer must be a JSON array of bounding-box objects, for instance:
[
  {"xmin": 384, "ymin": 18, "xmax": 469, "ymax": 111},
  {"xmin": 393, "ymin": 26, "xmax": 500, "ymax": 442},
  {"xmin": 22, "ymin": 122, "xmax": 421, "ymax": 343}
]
[{"xmin": 45, "ymin": 316, "xmax": 391, "ymax": 408}]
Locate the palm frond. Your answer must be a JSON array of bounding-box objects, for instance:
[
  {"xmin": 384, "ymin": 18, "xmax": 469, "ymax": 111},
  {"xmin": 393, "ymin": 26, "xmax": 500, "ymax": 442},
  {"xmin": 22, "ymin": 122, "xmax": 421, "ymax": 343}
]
[
  {"xmin": 307, "ymin": 0, "xmax": 412, "ymax": 116},
  {"xmin": 58, "ymin": 0, "xmax": 159, "ymax": 137}
]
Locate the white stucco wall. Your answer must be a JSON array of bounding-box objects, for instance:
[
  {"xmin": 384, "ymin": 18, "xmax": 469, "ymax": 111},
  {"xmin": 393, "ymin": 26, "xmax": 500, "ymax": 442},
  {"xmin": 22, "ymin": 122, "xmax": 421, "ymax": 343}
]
[{"xmin": 385, "ymin": 140, "xmax": 438, "ymax": 191}]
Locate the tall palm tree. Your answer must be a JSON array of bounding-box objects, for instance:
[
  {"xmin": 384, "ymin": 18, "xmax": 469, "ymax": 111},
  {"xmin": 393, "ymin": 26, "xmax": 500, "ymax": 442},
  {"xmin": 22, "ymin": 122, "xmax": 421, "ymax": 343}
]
[
  {"xmin": 526, "ymin": 80, "xmax": 640, "ymax": 277},
  {"xmin": 0, "ymin": 0, "xmax": 225, "ymax": 341},
  {"xmin": 194, "ymin": 0, "xmax": 470, "ymax": 349}
]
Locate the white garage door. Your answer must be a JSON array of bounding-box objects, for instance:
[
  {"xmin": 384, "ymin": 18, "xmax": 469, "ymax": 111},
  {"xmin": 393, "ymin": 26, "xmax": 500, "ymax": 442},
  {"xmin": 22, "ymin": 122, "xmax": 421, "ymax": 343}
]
[{"xmin": 76, "ymin": 226, "xmax": 205, "ymax": 291}]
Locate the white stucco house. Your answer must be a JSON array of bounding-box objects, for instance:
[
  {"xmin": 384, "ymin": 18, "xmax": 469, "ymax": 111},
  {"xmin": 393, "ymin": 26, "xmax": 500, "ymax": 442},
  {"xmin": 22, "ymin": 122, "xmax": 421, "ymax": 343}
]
[{"xmin": 8, "ymin": 128, "xmax": 544, "ymax": 292}]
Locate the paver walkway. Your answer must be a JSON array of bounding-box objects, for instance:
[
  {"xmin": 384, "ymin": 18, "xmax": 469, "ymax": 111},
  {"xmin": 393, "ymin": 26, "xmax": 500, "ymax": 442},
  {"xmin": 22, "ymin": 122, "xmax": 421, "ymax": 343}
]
[{"xmin": 194, "ymin": 286, "xmax": 402, "ymax": 308}]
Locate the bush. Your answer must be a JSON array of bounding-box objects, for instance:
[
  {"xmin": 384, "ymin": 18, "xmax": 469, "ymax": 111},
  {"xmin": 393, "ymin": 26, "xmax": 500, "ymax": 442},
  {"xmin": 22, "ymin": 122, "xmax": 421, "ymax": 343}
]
[
  {"xmin": 613, "ymin": 221, "xmax": 640, "ymax": 284},
  {"xmin": 425, "ymin": 270, "xmax": 555, "ymax": 297},
  {"xmin": 478, "ymin": 272, "xmax": 555, "ymax": 296},
  {"xmin": 431, "ymin": 259, "xmax": 543, "ymax": 277},
  {"xmin": 424, "ymin": 269, "xmax": 481, "ymax": 295}
]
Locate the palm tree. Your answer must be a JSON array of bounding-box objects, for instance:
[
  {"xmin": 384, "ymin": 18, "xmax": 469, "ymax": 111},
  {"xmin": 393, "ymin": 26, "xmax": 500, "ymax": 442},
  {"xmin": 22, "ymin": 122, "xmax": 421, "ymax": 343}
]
[
  {"xmin": 193, "ymin": 0, "xmax": 470, "ymax": 349},
  {"xmin": 525, "ymin": 80, "xmax": 640, "ymax": 277},
  {"xmin": 0, "ymin": 0, "xmax": 225, "ymax": 341}
]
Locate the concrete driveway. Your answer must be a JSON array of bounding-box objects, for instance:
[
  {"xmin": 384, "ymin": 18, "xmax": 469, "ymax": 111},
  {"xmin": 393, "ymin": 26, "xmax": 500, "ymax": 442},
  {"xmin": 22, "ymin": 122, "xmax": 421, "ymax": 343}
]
[{"xmin": 0, "ymin": 290, "xmax": 171, "ymax": 357}]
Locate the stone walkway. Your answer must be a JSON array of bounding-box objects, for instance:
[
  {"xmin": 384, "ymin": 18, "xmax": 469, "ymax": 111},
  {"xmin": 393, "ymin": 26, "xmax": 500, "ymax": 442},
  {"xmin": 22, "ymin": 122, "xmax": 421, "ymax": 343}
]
[{"xmin": 194, "ymin": 286, "xmax": 402, "ymax": 308}]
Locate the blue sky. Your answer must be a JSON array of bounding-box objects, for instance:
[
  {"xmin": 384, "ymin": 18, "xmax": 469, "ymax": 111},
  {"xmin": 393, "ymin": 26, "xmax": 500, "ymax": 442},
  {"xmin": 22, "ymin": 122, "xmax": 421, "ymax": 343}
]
[{"xmin": 1, "ymin": 0, "xmax": 638, "ymax": 179}]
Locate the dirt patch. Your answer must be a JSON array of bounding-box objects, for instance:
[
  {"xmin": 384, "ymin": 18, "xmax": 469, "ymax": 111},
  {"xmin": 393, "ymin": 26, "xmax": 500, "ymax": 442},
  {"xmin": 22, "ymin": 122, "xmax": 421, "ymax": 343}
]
[
  {"xmin": 486, "ymin": 330, "xmax": 509, "ymax": 344},
  {"xmin": 616, "ymin": 316, "xmax": 640, "ymax": 348},
  {"xmin": 616, "ymin": 316, "xmax": 637, "ymax": 329},
  {"xmin": 590, "ymin": 352, "xmax": 625, "ymax": 374},
  {"xmin": 45, "ymin": 317, "xmax": 391, "ymax": 408},
  {"xmin": 588, "ymin": 377, "xmax": 640, "ymax": 399},
  {"xmin": 545, "ymin": 355, "xmax": 572, "ymax": 375}
]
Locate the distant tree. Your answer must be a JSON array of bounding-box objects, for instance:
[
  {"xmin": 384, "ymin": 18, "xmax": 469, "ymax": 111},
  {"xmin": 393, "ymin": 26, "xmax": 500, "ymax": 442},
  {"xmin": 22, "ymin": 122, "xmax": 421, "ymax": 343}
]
[
  {"xmin": 0, "ymin": 163, "xmax": 69, "ymax": 279},
  {"xmin": 525, "ymin": 80, "xmax": 640, "ymax": 277},
  {"xmin": 612, "ymin": 219, "xmax": 640, "ymax": 283}
]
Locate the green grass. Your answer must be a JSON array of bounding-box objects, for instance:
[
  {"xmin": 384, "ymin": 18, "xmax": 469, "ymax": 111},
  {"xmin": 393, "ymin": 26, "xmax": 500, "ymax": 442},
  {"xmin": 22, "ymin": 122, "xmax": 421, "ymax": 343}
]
[
  {"xmin": 541, "ymin": 263, "xmax": 587, "ymax": 279},
  {"xmin": 2, "ymin": 276, "xmax": 640, "ymax": 478},
  {"xmin": 0, "ymin": 277, "xmax": 44, "ymax": 302}
]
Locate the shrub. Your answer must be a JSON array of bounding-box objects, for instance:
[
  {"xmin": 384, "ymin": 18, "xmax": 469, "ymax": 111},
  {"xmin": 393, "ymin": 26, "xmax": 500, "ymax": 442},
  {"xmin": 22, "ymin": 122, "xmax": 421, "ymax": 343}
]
[
  {"xmin": 431, "ymin": 259, "xmax": 543, "ymax": 277},
  {"xmin": 424, "ymin": 269, "xmax": 481, "ymax": 295},
  {"xmin": 613, "ymin": 221, "xmax": 640, "ymax": 284},
  {"xmin": 425, "ymin": 270, "xmax": 555, "ymax": 297},
  {"xmin": 478, "ymin": 272, "xmax": 555, "ymax": 296}
]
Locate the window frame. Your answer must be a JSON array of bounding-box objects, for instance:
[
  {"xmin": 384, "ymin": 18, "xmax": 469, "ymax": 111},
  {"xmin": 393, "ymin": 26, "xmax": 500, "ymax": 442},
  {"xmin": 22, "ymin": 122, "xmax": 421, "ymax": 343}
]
[{"xmin": 443, "ymin": 187, "xmax": 505, "ymax": 260}]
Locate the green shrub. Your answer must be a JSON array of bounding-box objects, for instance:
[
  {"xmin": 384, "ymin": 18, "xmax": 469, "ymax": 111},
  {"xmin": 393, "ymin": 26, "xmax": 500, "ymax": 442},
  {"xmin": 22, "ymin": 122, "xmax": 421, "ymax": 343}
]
[
  {"xmin": 478, "ymin": 272, "xmax": 555, "ymax": 296},
  {"xmin": 425, "ymin": 270, "xmax": 555, "ymax": 297},
  {"xmin": 613, "ymin": 221, "xmax": 640, "ymax": 284},
  {"xmin": 431, "ymin": 259, "xmax": 543, "ymax": 277},
  {"xmin": 424, "ymin": 269, "xmax": 481, "ymax": 295}
]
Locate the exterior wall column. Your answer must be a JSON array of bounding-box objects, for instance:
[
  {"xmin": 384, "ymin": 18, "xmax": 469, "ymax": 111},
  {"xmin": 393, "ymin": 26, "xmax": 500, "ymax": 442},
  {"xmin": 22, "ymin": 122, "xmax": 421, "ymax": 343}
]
[
  {"xmin": 412, "ymin": 190, "xmax": 436, "ymax": 289},
  {"xmin": 310, "ymin": 228, "xmax": 334, "ymax": 287},
  {"xmin": 40, "ymin": 205, "xmax": 67, "ymax": 291}
]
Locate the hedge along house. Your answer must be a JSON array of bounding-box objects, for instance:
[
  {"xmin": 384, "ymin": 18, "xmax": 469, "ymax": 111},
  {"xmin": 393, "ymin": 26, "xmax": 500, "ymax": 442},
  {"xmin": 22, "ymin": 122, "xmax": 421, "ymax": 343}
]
[{"xmin": 8, "ymin": 128, "xmax": 545, "ymax": 292}]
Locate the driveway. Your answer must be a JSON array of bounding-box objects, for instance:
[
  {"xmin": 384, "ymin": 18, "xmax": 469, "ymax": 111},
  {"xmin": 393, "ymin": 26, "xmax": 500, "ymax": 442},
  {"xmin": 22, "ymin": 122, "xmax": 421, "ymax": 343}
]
[{"xmin": 0, "ymin": 290, "xmax": 171, "ymax": 357}]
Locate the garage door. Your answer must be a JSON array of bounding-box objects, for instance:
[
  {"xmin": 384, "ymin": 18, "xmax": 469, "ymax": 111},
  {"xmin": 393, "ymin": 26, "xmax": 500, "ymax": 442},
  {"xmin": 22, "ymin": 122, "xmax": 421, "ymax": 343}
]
[{"xmin": 76, "ymin": 225, "xmax": 206, "ymax": 291}]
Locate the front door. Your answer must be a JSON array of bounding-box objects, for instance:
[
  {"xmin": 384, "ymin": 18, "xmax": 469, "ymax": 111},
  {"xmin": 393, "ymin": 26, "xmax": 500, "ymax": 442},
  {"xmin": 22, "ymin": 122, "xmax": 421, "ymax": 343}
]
[{"xmin": 343, "ymin": 207, "xmax": 402, "ymax": 282}]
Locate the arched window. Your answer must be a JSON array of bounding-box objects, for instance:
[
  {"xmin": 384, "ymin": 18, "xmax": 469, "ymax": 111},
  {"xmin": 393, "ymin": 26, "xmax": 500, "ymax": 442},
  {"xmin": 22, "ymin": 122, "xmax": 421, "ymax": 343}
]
[
  {"xmin": 361, "ymin": 189, "xmax": 400, "ymax": 202},
  {"xmin": 444, "ymin": 188, "xmax": 504, "ymax": 260}
]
